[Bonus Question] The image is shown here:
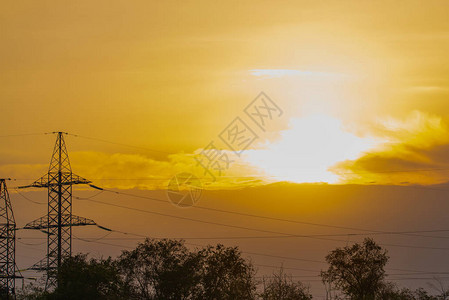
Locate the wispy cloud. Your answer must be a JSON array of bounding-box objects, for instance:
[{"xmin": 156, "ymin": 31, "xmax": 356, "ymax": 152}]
[
  {"xmin": 2, "ymin": 150, "xmax": 267, "ymax": 191},
  {"xmin": 331, "ymin": 111, "xmax": 449, "ymax": 185},
  {"xmin": 403, "ymin": 86, "xmax": 449, "ymax": 93},
  {"xmin": 249, "ymin": 69, "xmax": 346, "ymax": 79}
]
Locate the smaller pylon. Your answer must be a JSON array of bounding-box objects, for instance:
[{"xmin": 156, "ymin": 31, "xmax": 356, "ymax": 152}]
[{"xmin": 0, "ymin": 179, "xmax": 22, "ymax": 299}]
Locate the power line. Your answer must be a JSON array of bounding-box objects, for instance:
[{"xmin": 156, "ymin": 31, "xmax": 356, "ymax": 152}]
[
  {"xmin": 72, "ymin": 232, "xmax": 112, "ymax": 243},
  {"xmin": 385, "ymin": 277, "xmax": 449, "ymax": 281},
  {"xmin": 84, "ymin": 199, "xmax": 364, "ymax": 243},
  {"xmin": 74, "ymin": 236, "xmax": 322, "ymax": 274},
  {"xmin": 73, "ymin": 190, "xmax": 104, "ymax": 200},
  {"xmin": 67, "ymin": 133, "xmax": 174, "ymax": 155},
  {"xmin": 255, "ymin": 276, "xmax": 449, "ymax": 282},
  {"xmin": 18, "ymin": 184, "xmax": 449, "ymax": 250},
  {"xmin": 67, "ymin": 215, "xmax": 448, "ymax": 275},
  {"xmin": 17, "ymin": 240, "xmax": 46, "ymax": 246},
  {"xmin": 27, "ymin": 226, "xmax": 438, "ymax": 275},
  {"xmin": 50, "ymin": 231, "xmax": 449, "ymax": 242},
  {"xmin": 73, "ymin": 230, "xmax": 444, "ymax": 276},
  {"xmin": 0, "ymin": 133, "xmax": 49, "ymax": 138},
  {"xmin": 76, "ymin": 227, "xmax": 331, "ymax": 265},
  {"xmin": 83, "ymin": 198, "xmax": 449, "ymax": 251},
  {"xmin": 12, "ymin": 189, "xmax": 46, "ymax": 205},
  {"xmin": 8, "ymin": 133, "xmax": 449, "ymax": 279},
  {"xmin": 73, "ymin": 237, "xmax": 325, "ymax": 275},
  {"xmin": 32, "ymin": 231, "xmax": 447, "ymax": 275},
  {"xmin": 90, "ymin": 188, "xmax": 449, "ymax": 241},
  {"xmin": 75, "ymin": 237, "xmax": 437, "ymax": 276}
]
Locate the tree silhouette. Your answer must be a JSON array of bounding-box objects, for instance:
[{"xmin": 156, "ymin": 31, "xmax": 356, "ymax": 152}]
[
  {"xmin": 321, "ymin": 238, "xmax": 388, "ymax": 300},
  {"xmin": 18, "ymin": 254, "xmax": 124, "ymax": 300},
  {"xmin": 194, "ymin": 244, "xmax": 256, "ymax": 299},
  {"xmin": 19, "ymin": 239, "xmax": 257, "ymax": 300},
  {"xmin": 117, "ymin": 239, "xmax": 256, "ymax": 300},
  {"xmin": 377, "ymin": 284, "xmax": 438, "ymax": 300},
  {"xmin": 117, "ymin": 239, "xmax": 200, "ymax": 299},
  {"xmin": 260, "ymin": 267, "xmax": 312, "ymax": 300},
  {"xmin": 18, "ymin": 237, "xmax": 445, "ymax": 299},
  {"xmin": 54, "ymin": 254, "xmax": 123, "ymax": 300}
]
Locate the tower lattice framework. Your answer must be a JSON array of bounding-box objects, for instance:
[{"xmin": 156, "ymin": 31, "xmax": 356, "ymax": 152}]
[
  {"xmin": 0, "ymin": 179, "xmax": 20, "ymax": 299},
  {"xmin": 20, "ymin": 132, "xmax": 98, "ymax": 289}
]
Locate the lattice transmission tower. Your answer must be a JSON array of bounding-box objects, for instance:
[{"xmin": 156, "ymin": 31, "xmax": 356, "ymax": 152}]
[
  {"xmin": 20, "ymin": 132, "xmax": 99, "ymax": 290},
  {"xmin": 0, "ymin": 179, "xmax": 21, "ymax": 299}
]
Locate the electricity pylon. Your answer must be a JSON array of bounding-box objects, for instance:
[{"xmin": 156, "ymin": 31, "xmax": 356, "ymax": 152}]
[
  {"xmin": 0, "ymin": 179, "xmax": 21, "ymax": 299},
  {"xmin": 19, "ymin": 132, "xmax": 98, "ymax": 290}
]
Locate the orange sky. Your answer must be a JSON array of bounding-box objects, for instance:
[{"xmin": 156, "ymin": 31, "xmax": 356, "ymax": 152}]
[
  {"xmin": 2, "ymin": 1, "xmax": 449, "ymax": 188},
  {"xmin": 2, "ymin": 1, "xmax": 449, "ymax": 296}
]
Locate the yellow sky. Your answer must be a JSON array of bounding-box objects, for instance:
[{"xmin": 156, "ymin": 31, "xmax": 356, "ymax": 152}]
[
  {"xmin": 4, "ymin": 4, "xmax": 449, "ymax": 296},
  {"xmin": 2, "ymin": 1, "xmax": 449, "ymax": 188}
]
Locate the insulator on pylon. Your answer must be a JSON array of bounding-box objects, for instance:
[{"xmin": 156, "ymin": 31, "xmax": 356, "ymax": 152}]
[{"xmin": 20, "ymin": 132, "xmax": 98, "ymax": 290}]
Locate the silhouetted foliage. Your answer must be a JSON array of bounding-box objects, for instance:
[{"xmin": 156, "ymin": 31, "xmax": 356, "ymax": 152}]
[
  {"xmin": 117, "ymin": 239, "xmax": 201, "ymax": 299},
  {"xmin": 194, "ymin": 244, "xmax": 257, "ymax": 299},
  {"xmin": 377, "ymin": 283, "xmax": 438, "ymax": 300},
  {"xmin": 53, "ymin": 254, "xmax": 123, "ymax": 300},
  {"xmin": 17, "ymin": 255, "xmax": 123, "ymax": 300},
  {"xmin": 260, "ymin": 267, "xmax": 312, "ymax": 300},
  {"xmin": 428, "ymin": 278, "xmax": 449, "ymax": 300},
  {"xmin": 20, "ymin": 239, "xmax": 257, "ymax": 300},
  {"xmin": 321, "ymin": 238, "xmax": 389, "ymax": 300},
  {"xmin": 18, "ymin": 237, "xmax": 445, "ymax": 299},
  {"xmin": 117, "ymin": 239, "xmax": 256, "ymax": 299},
  {"xmin": 17, "ymin": 281, "xmax": 47, "ymax": 300}
]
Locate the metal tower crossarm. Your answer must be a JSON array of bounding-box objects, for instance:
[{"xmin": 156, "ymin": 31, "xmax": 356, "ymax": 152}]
[
  {"xmin": 18, "ymin": 174, "xmax": 90, "ymax": 189},
  {"xmin": 0, "ymin": 179, "xmax": 21, "ymax": 299},
  {"xmin": 24, "ymin": 215, "xmax": 97, "ymax": 230},
  {"xmin": 19, "ymin": 132, "xmax": 98, "ymax": 290}
]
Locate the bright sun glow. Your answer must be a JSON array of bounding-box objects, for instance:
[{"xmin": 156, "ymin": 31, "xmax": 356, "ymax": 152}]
[{"xmin": 243, "ymin": 114, "xmax": 379, "ymax": 183}]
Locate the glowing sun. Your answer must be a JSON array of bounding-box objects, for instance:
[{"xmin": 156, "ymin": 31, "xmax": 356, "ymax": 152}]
[{"xmin": 243, "ymin": 114, "xmax": 378, "ymax": 183}]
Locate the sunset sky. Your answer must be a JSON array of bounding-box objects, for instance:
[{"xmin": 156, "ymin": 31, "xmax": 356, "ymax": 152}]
[
  {"xmin": 1, "ymin": 1, "xmax": 449, "ymax": 297},
  {"xmin": 2, "ymin": 0, "xmax": 449, "ymax": 188}
]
